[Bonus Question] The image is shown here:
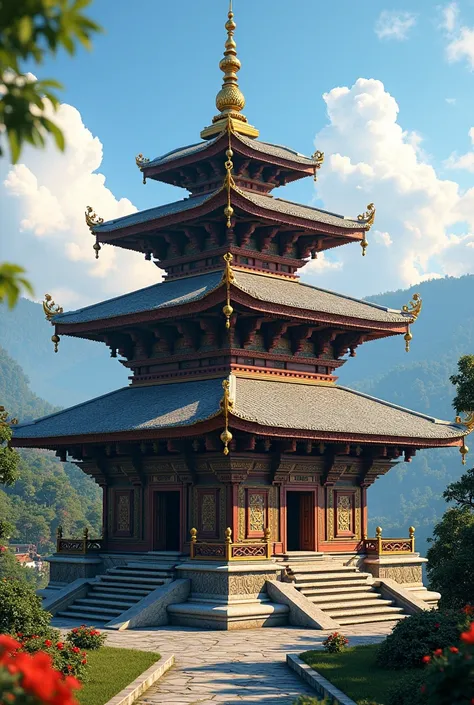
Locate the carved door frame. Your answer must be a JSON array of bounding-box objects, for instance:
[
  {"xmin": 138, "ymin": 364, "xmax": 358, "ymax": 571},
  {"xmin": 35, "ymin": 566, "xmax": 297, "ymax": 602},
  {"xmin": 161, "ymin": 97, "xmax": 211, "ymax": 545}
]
[
  {"xmin": 149, "ymin": 484, "xmax": 184, "ymax": 552},
  {"xmin": 281, "ymin": 485, "xmax": 317, "ymax": 553}
]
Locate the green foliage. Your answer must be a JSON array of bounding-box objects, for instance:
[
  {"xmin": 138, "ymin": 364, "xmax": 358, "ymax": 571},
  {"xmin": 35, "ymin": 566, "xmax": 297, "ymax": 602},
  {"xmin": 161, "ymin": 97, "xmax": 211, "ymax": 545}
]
[
  {"xmin": 293, "ymin": 699, "xmax": 328, "ymax": 704},
  {"xmin": 443, "ymin": 466, "xmax": 474, "ymax": 509},
  {"xmin": 426, "ymin": 507, "xmax": 474, "ymax": 608},
  {"xmin": 450, "ymin": 354, "xmax": 474, "ymax": 413},
  {"xmin": 21, "ymin": 634, "xmax": 88, "ymax": 681},
  {"xmin": 385, "ymin": 671, "xmax": 426, "ymax": 705},
  {"xmin": 376, "ymin": 609, "xmax": 469, "ymax": 669},
  {"xmin": 0, "ymin": 578, "xmax": 52, "ymax": 638},
  {"xmin": 0, "ymin": 548, "xmax": 43, "ymax": 588},
  {"xmin": 67, "ymin": 626, "xmax": 107, "ymax": 651},
  {"xmin": 0, "ymin": 0, "xmax": 102, "ymax": 163},
  {"xmin": 0, "ymin": 519, "xmax": 14, "ymax": 540},
  {"xmin": 0, "ymin": 423, "xmax": 20, "ymax": 486},
  {"xmin": 422, "ymin": 640, "xmax": 474, "ymax": 705},
  {"xmin": 0, "ymin": 263, "xmax": 34, "ymax": 309},
  {"xmin": 322, "ymin": 632, "xmax": 349, "ymax": 653}
]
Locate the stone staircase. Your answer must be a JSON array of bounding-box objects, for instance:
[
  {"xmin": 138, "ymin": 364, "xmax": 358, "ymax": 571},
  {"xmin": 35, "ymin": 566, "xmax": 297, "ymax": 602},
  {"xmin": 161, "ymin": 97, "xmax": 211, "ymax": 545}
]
[
  {"xmin": 56, "ymin": 562, "xmax": 175, "ymax": 624},
  {"xmin": 288, "ymin": 560, "xmax": 407, "ymax": 626}
]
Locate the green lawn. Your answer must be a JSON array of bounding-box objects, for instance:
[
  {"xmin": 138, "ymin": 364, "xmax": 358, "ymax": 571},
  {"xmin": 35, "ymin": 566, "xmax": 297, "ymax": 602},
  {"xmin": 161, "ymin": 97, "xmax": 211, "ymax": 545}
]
[
  {"xmin": 77, "ymin": 646, "xmax": 160, "ymax": 705},
  {"xmin": 300, "ymin": 644, "xmax": 415, "ymax": 705}
]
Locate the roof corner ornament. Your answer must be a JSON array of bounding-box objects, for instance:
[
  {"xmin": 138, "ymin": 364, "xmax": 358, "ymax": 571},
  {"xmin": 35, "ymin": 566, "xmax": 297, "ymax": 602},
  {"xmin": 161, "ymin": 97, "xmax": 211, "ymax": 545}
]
[
  {"xmin": 357, "ymin": 203, "xmax": 375, "ymax": 256},
  {"xmin": 222, "ymin": 252, "xmax": 235, "ymax": 329},
  {"xmin": 220, "ymin": 378, "xmax": 234, "ymax": 455},
  {"xmin": 402, "ymin": 293, "xmax": 422, "ymax": 353},
  {"xmin": 0, "ymin": 406, "xmax": 18, "ymax": 427},
  {"xmin": 224, "ymin": 131, "xmax": 236, "ymax": 229},
  {"xmin": 312, "ymin": 150, "xmax": 324, "ymax": 181},
  {"xmin": 455, "ymin": 412, "xmax": 474, "ymax": 465},
  {"xmin": 135, "ymin": 153, "xmax": 149, "ymax": 184},
  {"xmin": 43, "ymin": 294, "xmax": 63, "ymax": 353},
  {"xmin": 85, "ymin": 206, "xmax": 104, "ymax": 259}
]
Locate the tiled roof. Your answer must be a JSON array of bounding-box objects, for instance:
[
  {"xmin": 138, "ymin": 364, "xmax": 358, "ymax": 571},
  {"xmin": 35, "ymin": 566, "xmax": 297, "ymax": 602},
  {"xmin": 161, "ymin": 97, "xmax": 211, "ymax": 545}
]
[
  {"xmin": 13, "ymin": 379, "xmax": 225, "ymax": 439},
  {"xmin": 232, "ymin": 377, "xmax": 463, "ymax": 441},
  {"xmin": 12, "ymin": 376, "xmax": 462, "ymax": 443},
  {"xmin": 95, "ymin": 193, "xmax": 212, "ymax": 233},
  {"xmin": 53, "ymin": 271, "xmax": 223, "ymax": 324},
  {"xmin": 146, "ymin": 137, "xmax": 220, "ymax": 169},
  {"xmin": 233, "ymin": 271, "xmax": 411, "ymax": 324},
  {"xmin": 242, "ymin": 191, "xmax": 367, "ymax": 230}
]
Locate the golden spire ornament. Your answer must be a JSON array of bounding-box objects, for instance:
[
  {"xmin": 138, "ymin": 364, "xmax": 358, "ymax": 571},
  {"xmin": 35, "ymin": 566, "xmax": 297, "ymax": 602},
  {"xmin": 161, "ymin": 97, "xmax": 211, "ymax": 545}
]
[
  {"xmin": 201, "ymin": 1, "xmax": 259, "ymax": 140},
  {"xmin": 222, "ymin": 252, "xmax": 235, "ymax": 329},
  {"xmin": 402, "ymin": 293, "xmax": 422, "ymax": 353},
  {"xmin": 220, "ymin": 378, "xmax": 234, "ymax": 455}
]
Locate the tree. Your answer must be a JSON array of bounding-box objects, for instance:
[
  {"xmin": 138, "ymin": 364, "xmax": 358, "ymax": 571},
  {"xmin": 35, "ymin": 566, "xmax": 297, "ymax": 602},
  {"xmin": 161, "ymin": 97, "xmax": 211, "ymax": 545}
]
[
  {"xmin": 0, "ymin": 408, "xmax": 19, "ymax": 486},
  {"xmin": 443, "ymin": 467, "xmax": 474, "ymax": 509},
  {"xmin": 450, "ymin": 354, "xmax": 474, "ymax": 414},
  {"xmin": 0, "ymin": 0, "xmax": 102, "ymax": 307}
]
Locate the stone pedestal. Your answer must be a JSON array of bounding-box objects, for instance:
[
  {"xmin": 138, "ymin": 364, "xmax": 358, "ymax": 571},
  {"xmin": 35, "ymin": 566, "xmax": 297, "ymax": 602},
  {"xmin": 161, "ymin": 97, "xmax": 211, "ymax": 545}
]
[
  {"xmin": 47, "ymin": 555, "xmax": 103, "ymax": 584},
  {"xmin": 168, "ymin": 560, "xmax": 289, "ymax": 629},
  {"xmin": 363, "ymin": 553, "xmax": 425, "ymax": 584}
]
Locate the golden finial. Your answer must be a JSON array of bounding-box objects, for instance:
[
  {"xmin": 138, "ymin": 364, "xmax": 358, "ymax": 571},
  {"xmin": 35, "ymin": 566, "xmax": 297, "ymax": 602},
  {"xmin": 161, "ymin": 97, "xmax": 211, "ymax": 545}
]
[
  {"xmin": 201, "ymin": 1, "xmax": 259, "ymax": 140},
  {"xmin": 312, "ymin": 150, "xmax": 324, "ymax": 181},
  {"xmin": 357, "ymin": 203, "xmax": 375, "ymax": 256},
  {"xmin": 375, "ymin": 526, "xmax": 382, "ymax": 537},
  {"xmin": 402, "ymin": 293, "xmax": 422, "ymax": 353},
  {"xmin": 224, "ymin": 132, "xmax": 235, "ymax": 228},
  {"xmin": 220, "ymin": 378, "xmax": 234, "ymax": 455},
  {"xmin": 460, "ymin": 441, "xmax": 469, "ymax": 465},
  {"xmin": 222, "ymin": 252, "xmax": 235, "ymax": 329},
  {"xmin": 43, "ymin": 293, "xmax": 63, "ymax": 321},
  {"xmin": 409, "ymin": 526, "xmax": 415, "ymax": 539},
  {"xmin": 85, "ymin": 206, "xmax": 104, "ymax": 233},
  {"xmin": 136, "ymin": 154, "xmax": 149, "ymax": 185}
]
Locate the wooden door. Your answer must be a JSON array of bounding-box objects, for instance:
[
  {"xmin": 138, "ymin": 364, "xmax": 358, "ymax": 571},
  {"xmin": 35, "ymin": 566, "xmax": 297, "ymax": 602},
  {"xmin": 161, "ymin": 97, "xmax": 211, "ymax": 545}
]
[{"xmin": 299, "ymin": 493, "xmax": 315, "ymax": 551}]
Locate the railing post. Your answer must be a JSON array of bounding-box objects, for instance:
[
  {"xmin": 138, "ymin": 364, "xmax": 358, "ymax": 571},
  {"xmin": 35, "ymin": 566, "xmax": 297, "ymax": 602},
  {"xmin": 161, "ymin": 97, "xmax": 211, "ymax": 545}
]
[
  {"xmin": 190, "ymin": 527, "xmax": 197, "ymax": 559},
  {"xmin": 376, "ymin": 526, "xmax": 382, "ymax": 555},
  {"xmin": 409, "ymin": 525, "xmax": 415, "ymax": 553},
  {"xmin": 264, "ymin": 527, "xmax": 271, "ymax": 559},
  {"xmin": 83, "ymin": 527, "xmax": 89, "ymax": 555},
  {"xmin": 56, "ymin": 525, "xmax": 63, "ymax": 553},
  {"xmin": 225, "ymin": 527, "xmax": 232, "ymax": 561}
]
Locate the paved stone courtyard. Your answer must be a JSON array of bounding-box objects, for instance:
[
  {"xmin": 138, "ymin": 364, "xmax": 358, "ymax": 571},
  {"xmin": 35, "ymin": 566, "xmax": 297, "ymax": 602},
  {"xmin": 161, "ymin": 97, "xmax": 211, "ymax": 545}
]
[{"xmin": 104, "ymin": 623, "xmax": 397, "ymax": 704}]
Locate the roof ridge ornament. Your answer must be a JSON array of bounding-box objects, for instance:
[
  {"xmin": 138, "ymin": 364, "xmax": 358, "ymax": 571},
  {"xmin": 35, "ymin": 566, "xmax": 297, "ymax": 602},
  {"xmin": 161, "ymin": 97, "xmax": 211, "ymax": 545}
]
[
  {"xmin": 201, "ymin": 1, "xmax": 259, "ymax": 140},
  {"xmin": 455, "ymin": 412, "xmax": 474, "ymax": 464},
  {"xmin": 220, "ymin": 378, "xmax": 234, "ymax": 455},
  {"xmin": 85, "ymin": 206, "xmax": 104, "ymax": 259},
  {"xmin": 312, "ymin": 150, "xmax": 325, "ymax": 181},
  {"xmin": 43, "ymin": 294, "xmax": 63, "ymax": 353},
  {"xmin": 357, "ymin": 203, "xmax": 375, "ymax": 256},
  {"xmin": 136, "ymin": 154, "xmax": 150, "ymax": 184},
  {"xmin": 402, "ymin": 293, "xmax": 422, "ymax": 353}
]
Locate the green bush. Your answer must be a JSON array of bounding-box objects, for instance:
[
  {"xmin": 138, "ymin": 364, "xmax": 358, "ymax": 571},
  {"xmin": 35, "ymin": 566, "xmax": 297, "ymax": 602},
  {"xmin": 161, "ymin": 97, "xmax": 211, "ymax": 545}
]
[
  {"xmin": 21, "ymin": 634, "xmax": 89, "ymax": 681},
  {"xmin": 386, "ymin": 671, "xmax": 426, "ymax": 705},
  {"xmin": 0, "ymin": 577, "xmax": 52, "ymax": 638},
  {"xmin": 67, "ymin": 625, "xmax": 107, "ymax": 650},
  {"xmin": 376, "ymin": 609, "xmax": 469, "ymax": 669}
]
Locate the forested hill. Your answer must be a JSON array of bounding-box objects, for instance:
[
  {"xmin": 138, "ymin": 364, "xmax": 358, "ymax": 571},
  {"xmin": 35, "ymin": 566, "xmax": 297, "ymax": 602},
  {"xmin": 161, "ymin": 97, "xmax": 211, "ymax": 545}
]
[{"xmin": 0, "ymin": 346, "xmax": 101, "ymax": 553}]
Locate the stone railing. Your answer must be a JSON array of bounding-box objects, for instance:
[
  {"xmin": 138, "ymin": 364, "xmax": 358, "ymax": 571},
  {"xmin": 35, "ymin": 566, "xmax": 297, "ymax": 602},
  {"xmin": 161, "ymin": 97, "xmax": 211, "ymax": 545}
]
[
  {"xmin": 190, "ymin": 527, "xmax": 272, "ymax": 561},
  {"xmin": 362, "ymin": 526, "xmax": 415, "ymax": 556},
  {"xmin": 56, "ymin": 526, "xmax": 104, "ymax": 555}
]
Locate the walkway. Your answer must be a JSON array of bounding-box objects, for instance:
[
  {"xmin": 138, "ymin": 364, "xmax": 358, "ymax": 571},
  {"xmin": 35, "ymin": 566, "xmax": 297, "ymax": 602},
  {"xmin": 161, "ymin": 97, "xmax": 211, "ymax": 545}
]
[{"xmin": 106, "ymin": 622, "xmax": 396, "ymax": 704}]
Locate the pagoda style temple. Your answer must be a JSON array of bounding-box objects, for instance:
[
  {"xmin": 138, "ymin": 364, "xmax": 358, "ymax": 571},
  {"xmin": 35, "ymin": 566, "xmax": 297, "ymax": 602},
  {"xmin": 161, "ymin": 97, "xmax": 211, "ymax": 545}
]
[{"xmin": 12, "ymin": 3, "xmax": 474, "ymax": 629}]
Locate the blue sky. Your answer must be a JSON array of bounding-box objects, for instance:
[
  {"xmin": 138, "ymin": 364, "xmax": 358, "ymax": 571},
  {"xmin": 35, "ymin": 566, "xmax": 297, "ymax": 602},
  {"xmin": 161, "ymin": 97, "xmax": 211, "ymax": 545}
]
[{"xmin": 2, "ymin": 0, "xmax": 474, "ymax": 309}]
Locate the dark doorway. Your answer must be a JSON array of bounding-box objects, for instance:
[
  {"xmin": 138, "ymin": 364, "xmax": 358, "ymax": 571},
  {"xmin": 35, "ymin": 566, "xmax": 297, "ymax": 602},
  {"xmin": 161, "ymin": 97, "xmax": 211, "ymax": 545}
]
[
  {"xmin": 286, "ymin": 491, "xmax": 315, "ymax": 551},
  {"xmin": 154, "ymin": 491, "xmax": 180, "ymax": 551}
]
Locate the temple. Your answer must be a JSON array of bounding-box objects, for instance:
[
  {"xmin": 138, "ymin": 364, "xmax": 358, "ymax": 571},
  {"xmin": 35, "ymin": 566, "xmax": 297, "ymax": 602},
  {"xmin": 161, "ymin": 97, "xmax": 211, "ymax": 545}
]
[{"xmin": 12, "ymin": 4, "xmax": 473, "ymax": 629}]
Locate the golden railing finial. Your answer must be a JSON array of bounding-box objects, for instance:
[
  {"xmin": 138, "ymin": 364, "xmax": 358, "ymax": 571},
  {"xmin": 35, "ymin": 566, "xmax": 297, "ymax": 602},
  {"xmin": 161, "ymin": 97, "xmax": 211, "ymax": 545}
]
[
  {"xmin": 43, "ymin": 294, "xmax": 63, "ymax": 353},
  {"xmin": 201, "ymin": 1, "xmax": 259, "ymax": 139},
  {"xmin": 402, "ymin": 293, "xmax": 422, "ymax": 353},
  {"xmin": 312, "ymin": 150, "xmax": 324, "ymax": 181},
  {"xmin": 220, "ymin": 378, "xmax": 234, "ymax": 455},
  {"xmin": 222, "ymin": 252, "xmax": 235, "ymax": 329},
  {"xmin": 357, "ymin": 203, "xmax": 375, "ymax": 256}
]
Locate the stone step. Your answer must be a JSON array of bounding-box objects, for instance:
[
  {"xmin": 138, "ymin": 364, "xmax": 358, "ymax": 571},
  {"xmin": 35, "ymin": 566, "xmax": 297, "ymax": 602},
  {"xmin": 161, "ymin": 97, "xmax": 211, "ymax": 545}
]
[
  {"xmin": 107, "ymin": 568, "xmax": 172, "ymax": 579},
  {"xmin": 87, "ymin": 591, "xmax": 141, "ymax": 603},
  {"xmin": 56, "ymin": 610, "xmax": 110, "ymax": 622},
  {"xmin": 295, "ymin": 575, "xmax": 371, "ymax": 589},
  {"xmin": 317, "ymin": 598, "xmax": 395, "ymax": 612},
  {"xmin": 61, "ymin": 603, "xmax": 122, "ymax": 616},
  {"xmin": 74, "ymin": 598, "xmax": 135, "ymax": 610},
  {"xmin": 121, "ymin": 562, "xmax": 176, "ymax": 571},
  {"xmin": 301, "ymin": 585, "xmax": 376, "ymax": 597},
  {"xmin": 291, "ymin": 565, "xmax": 360, "ymax": 575},
  {"xmin": 308, "ymin": 592, "xmax": 382, "ymax": 604},
  {"xmin": 98, "ymin": 575, "xmax": 167, "ymax": 586},
  {"xmin": 89, "ymin": 585, "xmax": 150, "ymax": 597},
  {"xmin": 326, "ymin": 605, "xmax": 404, "ymax": 619},
  {"xmin": 338, "ymin": 613, "xmax": 406, "ymax": 626}
]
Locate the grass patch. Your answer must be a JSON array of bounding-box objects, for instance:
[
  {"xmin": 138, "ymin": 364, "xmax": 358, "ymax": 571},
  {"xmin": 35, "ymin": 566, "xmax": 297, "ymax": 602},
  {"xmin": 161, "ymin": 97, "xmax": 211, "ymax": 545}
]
[
  {"xmin": 77, "ymin": 646, "xmax": 160, "ymax": 705},
  {"xmin": 300, "ymin": 644, "xmax": 416, "ymax": 705}
]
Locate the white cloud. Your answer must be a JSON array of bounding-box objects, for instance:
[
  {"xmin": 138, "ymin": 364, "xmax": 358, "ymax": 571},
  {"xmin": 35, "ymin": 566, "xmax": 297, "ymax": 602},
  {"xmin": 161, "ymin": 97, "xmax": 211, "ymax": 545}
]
[
  {"xmin": 1, "ymin": 101, "xmax": 162, "ymax": 308},
  {"xmin": 441, "ymin": 2, "xmax": 474, "ymax": 70},
  {"xmin": 445, "ymin": 97, "xmax": 456, "ymax": 104},
  {"xmin": 374, "ymin": 11, "xmax": 417, "ymax": 41},
  {"xmin": 302, "ymin": 78, "xmax": 474, "ymax": 297},
  {"xmin": 445, "ymin": 127, "xmax": 474, "ymax": 172}
]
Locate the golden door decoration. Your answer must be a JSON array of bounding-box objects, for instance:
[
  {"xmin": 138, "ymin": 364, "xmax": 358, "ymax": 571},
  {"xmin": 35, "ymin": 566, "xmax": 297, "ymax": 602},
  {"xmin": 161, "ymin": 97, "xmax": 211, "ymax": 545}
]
[
  {"xmin": 327, "ymin": 489, "xmax": 361, "ymax": 540},
  {"xmin": 249, "ymin": 493, "xmax": 265, "ymax": 533},
  {"xmin": 337, "ymin": 494, "xmax": 352, "ymax": 533},
  {"xmin": 201, "ymin": 494, "xmax": 216, "ymax": 534}
]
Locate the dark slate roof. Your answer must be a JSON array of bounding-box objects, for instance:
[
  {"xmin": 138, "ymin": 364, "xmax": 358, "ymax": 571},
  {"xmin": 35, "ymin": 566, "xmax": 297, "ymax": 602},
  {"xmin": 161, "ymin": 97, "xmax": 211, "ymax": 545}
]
[
  {"xmin": 242, "ymin": 191, "xmax": 367, "ymax": 230},
  {"xmin": 95, "ymin": 192, "xmax": 212, "ymax": 234},
  {"xmin": 13, "ymin": 379, "xmax": 225, "ymax": 439},
  {"xmin": 145, "ymin": 133, "xmax": 315, "ymax": 170},
  {"xmin": 53, "ymin": 271, "xmax": 223, "ymax": 325},
  {"xmin": 232, "ymin": 377, "xmax": 463, "ymax": 441},
  {"xmin": 233, "ymin": 271, "xmax": 411, "ymax": 324}
]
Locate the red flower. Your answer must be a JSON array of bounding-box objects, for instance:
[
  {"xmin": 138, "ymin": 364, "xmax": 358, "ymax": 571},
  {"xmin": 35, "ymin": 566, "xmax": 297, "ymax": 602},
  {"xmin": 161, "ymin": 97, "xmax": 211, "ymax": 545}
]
[
  {"xmin": 450, "ymin": 646, "xmax": 459, "ymax": 653},
  {"xmin": 72, "ymin": 646, "xmax": 80, "ymax": 653},
  {"xmin": 461, "ymin": 623, "xmax": 474, "ymax": 645},
  {"xmin": 434, "ymin": 622, "xmax": 440, "ymax": 628},
  {"xmin": 0, "ymin": 634, "xmax": 20, "ymax": 657},
  {"xmin": 81, "ymin": 658, "xmax": 87, "ymax": 664},
  {"xmin": 44, "ymin": 639, "xmax": 52, "ymax": 647},
  {"xmin": 422, "ymin": 655, "xmax": 431, "ymax": 664},
  {"xmin": 433, "ymin": 648, "xmax": 443, "ymax": 656},
  {"xmin": 72, "ymin": 628, "xmax": 78, "ymax": 634},
  {"xmin": 464, "ymin": 605, "xmax": 474, "ymax": 615},
  {"xmin": 56, "ymin": 642, "xmax": 64, "ymax": 650},
  {"xmin": 420, "ymin": 684, "xmax": 426, "ymax": 694}
]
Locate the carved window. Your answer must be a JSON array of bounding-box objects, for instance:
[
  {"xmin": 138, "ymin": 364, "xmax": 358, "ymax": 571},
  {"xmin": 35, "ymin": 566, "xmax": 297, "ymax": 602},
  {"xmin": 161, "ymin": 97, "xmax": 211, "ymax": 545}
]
[
  {"xmin": 246, "ymin": 490, "xmax": 267, "ymax": 538},
  {"xmin": 335, "ymin": 492, "xmax": 354, "ymax": 537},
  {"xmin": 197, "ymin": 489, "xmax": 219, "ymax": 539},
  {"xmin": 113, "ymin": 490, "xmax": 133, "ymax": 537}
]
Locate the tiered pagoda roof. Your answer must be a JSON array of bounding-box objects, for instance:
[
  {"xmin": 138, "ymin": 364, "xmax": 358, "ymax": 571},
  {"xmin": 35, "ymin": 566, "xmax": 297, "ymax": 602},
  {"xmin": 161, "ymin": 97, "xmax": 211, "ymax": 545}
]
[{"xmin": 12, "ymin": 2, "xmax": 471, "ymax": 464}]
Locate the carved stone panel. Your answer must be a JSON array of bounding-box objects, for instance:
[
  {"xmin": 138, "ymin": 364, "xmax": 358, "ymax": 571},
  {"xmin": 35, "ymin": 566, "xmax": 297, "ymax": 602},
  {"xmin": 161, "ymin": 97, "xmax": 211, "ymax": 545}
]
[
  {"xmin": 113, "ymin": 490, "xmax": 134, "ymax": 537},
  {"xmin": 248, "ymin": 491, "xmax": 266, "ymax": 536}
]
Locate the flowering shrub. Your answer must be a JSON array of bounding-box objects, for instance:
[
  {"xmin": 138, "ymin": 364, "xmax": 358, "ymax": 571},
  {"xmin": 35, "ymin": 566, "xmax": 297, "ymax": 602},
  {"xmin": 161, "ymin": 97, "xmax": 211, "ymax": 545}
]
[
  {"xmin": 376, "ymin": 608, "xmax": 470, "ymax": 669},
  {"xmin": 322, "ymin": 632, "xmax": 349, "ymax": 653},
  {"xmin": 66, "ymin": 625, "xmax": 107, "ymax": 650},
  {"xmin": 20, "ymin": 634, "xmax": 88, "ymax": 681},
  {"xmin": 0, "ymin": 578, "xmax": 52, "ymax": 638},
  {"xmin": 0, "ymin": 634, "xmax": 81, "ymax": 705}
]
